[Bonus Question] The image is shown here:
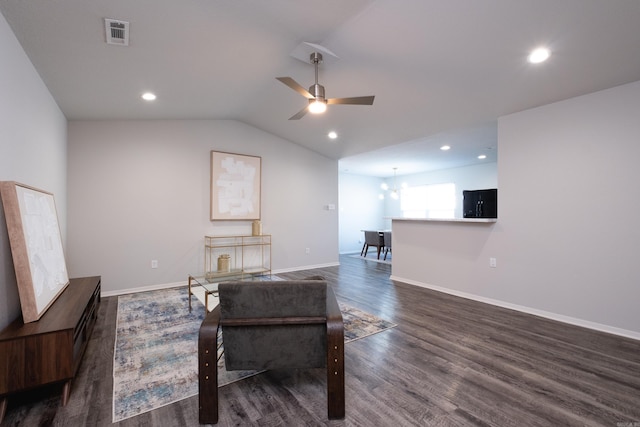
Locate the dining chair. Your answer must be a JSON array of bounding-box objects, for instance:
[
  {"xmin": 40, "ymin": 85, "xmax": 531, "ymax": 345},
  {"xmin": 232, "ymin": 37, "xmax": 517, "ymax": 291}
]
[
  {"xmin": 383, "ymin": 231, "xmax": 392, "ymax": 260},
  {"xmin": 362, "ymin": 230, "xmax": 385, "ymax": 259}
]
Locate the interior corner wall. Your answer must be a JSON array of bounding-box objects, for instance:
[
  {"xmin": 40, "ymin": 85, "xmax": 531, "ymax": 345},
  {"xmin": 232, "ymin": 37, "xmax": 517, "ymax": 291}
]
[
  {"xmin": 495, "ymin": 80, "xmax": 640, "ymax": 335},
  {"xmin": 0, "ymin": 12, "xmax": 68, "ymax": 329},
  {"xmin": 338, "ymin": 173, "xmax": 386, "ymax": 254},
  {"xmin": 392, "ymin": 80, "xmax": 640, "ymax": 338},
  {"xmin": 66, "ymin": 120, "xmax": 338, "ymax": 294}
]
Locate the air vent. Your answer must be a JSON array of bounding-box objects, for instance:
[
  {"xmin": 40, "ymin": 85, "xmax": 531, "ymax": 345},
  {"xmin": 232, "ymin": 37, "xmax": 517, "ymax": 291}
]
[{"xmin": 104, "ymin": 18, "xmax": 129, "ymax": 46}]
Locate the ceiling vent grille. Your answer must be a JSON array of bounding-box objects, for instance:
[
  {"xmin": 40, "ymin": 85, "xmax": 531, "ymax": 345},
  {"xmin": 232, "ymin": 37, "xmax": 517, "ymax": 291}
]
[{"xmin": 104, "ymin": 18, "xmax": 129, "ymax": 46}]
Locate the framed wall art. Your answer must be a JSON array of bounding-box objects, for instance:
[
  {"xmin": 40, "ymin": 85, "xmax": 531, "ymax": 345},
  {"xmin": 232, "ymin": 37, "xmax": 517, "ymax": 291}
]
[
  {"xmin": 210, "ymin": 151, "xmax": 261, "ymax": 221},
  {"xmin": 0, "ymin": 181, "xmax": 70, "ymax": 323}
]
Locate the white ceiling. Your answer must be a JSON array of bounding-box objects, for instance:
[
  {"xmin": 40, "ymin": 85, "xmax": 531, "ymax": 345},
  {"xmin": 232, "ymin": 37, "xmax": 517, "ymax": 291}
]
[{"xmin": 2, "ymin": 0, "xmax": 640, "ymax": 177}]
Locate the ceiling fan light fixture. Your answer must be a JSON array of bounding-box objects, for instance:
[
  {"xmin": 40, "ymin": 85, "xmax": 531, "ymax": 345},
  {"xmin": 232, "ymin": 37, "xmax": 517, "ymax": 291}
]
[
  {"xmin": 276, "ymin": 50, "xmax": 374, "ymax": 120},
  {"xmin": 309, "ymin": 98, "xmax": 327, "ymax": 114}
]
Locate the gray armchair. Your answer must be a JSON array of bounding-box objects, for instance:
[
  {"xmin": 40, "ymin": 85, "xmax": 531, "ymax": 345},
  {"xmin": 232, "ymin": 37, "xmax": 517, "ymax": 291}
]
[{"xmin": 198, "ymin": 278, "xmax": 345, "ymax": 424}]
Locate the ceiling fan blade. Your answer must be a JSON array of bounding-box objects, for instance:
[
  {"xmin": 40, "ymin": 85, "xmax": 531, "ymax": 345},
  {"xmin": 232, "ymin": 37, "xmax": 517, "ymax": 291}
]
[
  {"xmin": 327, "ymin": 95, "xmax": 375, "ymax": 105},
  {"xmin": 288, "ymin": 105, "xmax": 309, "ymax": 120},
  {"xmin": 276, "ymin": 77, "xmax": 314, "ymax": 99}
]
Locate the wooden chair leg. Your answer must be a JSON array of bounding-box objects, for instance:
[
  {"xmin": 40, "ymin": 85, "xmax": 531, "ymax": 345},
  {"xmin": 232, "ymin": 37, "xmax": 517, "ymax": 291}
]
[
  {"xmin": 363, "ymin": 244, "xmax": 369, "ymax": 257},
  {"xmin": 326, "ymin": 293, "xmax": 345, "ymax": 419},
  {"xmin": 326, "ymin": 340, "xmax": 345, "ymax": 419},
  {"xmin": 199, "ymin": 307, "xmax": 221, "ymax": 424},
  {"xmin": 360, "ymin": 242, "xmax": 366, "ymax": 256}
]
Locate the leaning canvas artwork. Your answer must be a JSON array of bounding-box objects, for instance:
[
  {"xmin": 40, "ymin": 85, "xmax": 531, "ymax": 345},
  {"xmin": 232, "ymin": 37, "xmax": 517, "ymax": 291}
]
[{"xmin": 0, "ymin": 181, "xmax": 69, "ymax": 323}]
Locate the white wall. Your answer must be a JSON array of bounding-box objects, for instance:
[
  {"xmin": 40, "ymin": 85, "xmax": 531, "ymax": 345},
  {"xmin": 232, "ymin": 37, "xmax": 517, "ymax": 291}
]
[
  {"xmin": 392, "ymin": 80, "xmax": 640, "ymax": 338},
  {"xmin": 67, "ymin": 120, "xmax": 339, "ymax": 294},
  {"xmin": 0, "ymin": 12, "xmax": 67, "ymax": 329},
  {"xmin": 338, "ymin": 173, "xmax": 386, "ymax": 253}
]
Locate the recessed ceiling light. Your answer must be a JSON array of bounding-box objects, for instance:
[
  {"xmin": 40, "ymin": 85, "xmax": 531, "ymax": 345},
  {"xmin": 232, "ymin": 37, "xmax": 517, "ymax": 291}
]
[
  {"xmin": 440, "ymin": 145, "xmax": 451, "ymax": 151},
  {"xmin": 528, "ymin": 47, "xmax": 550, "ymax": 64},
  {"xmin": 328, "ymin": 131, "xmax": 338, "ymax": 139},
  {"xmin": 478, "ymin": 154, "xmax": 487, "ymax": 160},
  {"xmin": 141, "ymin": 92, "xmax": 156, "ymax": 101}
]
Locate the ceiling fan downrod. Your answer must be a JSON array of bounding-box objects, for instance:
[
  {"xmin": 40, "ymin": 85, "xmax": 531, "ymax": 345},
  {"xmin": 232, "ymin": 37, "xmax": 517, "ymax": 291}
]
[{"xmin": 309, "ymin": 52, "xmax": 325, "ymax": 100}]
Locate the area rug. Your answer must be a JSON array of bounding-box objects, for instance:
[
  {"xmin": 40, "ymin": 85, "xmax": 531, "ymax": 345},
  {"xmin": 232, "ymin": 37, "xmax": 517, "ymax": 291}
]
[
  {"xmin": 349, "ymin": 252, "xmax": 392, "ymax": 264},
  {"xmin": 112, "ymin": 284, "xmax": 396, "ymax": 422}
]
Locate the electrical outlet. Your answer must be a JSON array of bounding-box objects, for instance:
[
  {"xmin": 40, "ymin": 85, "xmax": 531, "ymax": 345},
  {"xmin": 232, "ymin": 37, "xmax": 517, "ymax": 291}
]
[
  {"xmin": 151, "ymin": 260, "xmax": 158, "ymax": 269},
  {"xmin": 489, "ymin": 258, "xmax": 497, "ymax": 268},
  {"xmin": 305, "ymin": 247, "xmax": 310, "ymax": 254}
]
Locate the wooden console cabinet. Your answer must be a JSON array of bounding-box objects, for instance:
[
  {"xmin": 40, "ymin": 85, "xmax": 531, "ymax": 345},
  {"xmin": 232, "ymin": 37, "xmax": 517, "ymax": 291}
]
[{"xmin": 0, "ymin": 276, "xmax": 101, "ymax": 423}]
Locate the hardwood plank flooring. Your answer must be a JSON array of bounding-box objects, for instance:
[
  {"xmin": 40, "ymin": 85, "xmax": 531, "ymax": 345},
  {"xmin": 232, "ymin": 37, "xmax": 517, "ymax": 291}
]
[{"xmin": 2, "ymin": 255, "xmax": 639, "ymax": 426}]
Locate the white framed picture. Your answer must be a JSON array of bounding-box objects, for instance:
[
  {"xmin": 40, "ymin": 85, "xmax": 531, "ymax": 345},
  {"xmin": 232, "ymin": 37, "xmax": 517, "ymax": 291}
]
[{"xmin": 210, "ymin": 151, "xmax": 261, "ymax": 221}]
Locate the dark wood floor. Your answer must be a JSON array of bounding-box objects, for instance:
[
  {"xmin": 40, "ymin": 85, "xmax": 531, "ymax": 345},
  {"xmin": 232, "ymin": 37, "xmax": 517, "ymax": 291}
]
[{"xmin": 3, "ymin": 254, "xmax": 640, "ymax": 426}]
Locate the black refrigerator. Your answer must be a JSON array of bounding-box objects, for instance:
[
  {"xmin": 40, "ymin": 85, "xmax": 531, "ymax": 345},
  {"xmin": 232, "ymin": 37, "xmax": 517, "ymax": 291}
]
[{"xmin": 463, "ymin": 189, "xmax": 497, "ymax": 218}]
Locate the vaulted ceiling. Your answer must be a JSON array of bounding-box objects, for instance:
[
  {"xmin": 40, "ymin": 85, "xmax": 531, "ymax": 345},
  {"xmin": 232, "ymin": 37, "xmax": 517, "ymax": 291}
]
[{"xmin": 2, "ymin": 0, "xmax": 640, "ymax": 176}]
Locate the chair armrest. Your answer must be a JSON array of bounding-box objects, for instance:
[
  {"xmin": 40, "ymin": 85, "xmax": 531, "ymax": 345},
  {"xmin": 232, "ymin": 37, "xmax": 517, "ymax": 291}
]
[
  {"xmin": 201, "ymin": 304, "xmax": 221, "ymax": 331},
  {"xmin": 326, "ymin": 287, "xmax": 342, "ymax": 325},
  {"xmin": 325, "ymin": 287, "xmax": 345, "ymax": 419},
  {"xmin": 199, "ymin": 305, "xmax": 221, "ymax": 424},
  {"xmin": 326, "ymin": 287, "xmax": 343, "ymax": 344}
]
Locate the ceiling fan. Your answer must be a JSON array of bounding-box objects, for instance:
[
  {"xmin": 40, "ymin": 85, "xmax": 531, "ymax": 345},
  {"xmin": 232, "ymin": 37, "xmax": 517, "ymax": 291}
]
[{"xmin": 276, "ymin": 52, "xmax": 375, "ymax": 120}]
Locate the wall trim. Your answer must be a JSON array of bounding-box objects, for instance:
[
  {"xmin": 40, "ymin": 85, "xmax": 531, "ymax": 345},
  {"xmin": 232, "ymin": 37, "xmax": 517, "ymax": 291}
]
[
  {"xmin": 101, "ymin": 280, "xmax": 186, "ymax": 297},
  {"xmin": 100, "ymin": 263, "xmax": 341, "ymax": 297},
  {"xmin": 391, "ymin": 275, "xmax": 640, "ymax": 342},
  {"xmin": 274, "ymin": 263, "xmax": 340, "ymax": 273}
]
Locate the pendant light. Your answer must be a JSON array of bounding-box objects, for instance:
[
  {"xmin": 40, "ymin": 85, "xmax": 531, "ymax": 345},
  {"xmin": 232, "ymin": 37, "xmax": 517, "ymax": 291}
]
[
  {"xmin": 390, "ymin": 168, "xmax": 399, "ymax": 200},
  {"xmin": 380, "ymin": 167, "xmax": 400, "ymax": 200}
]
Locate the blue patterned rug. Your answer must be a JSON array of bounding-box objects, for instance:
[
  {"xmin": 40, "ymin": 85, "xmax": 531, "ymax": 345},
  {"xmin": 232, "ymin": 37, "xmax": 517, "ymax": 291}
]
[{"xmin": 112, "ymin": 285, "xmax": 396, "ymax": 422}]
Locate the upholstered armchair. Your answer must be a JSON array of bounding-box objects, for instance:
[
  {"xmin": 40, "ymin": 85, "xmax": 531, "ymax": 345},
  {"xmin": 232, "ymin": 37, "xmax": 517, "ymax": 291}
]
[{"xmin": 198, "ymin": 278, "xmax": 345, "ymax": 424}]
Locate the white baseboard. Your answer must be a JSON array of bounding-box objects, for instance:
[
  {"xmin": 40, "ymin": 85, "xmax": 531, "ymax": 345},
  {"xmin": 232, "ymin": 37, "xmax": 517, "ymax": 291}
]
[
  {"xmin": 101, "ymin": 280, "xmax": 186, "ymax": 297},
  {"xmin": 273, "ymin": 263, "xmax": 340, "ymax": 273},
  {"xmin": 391, "ymin": 275, "xmax": 640, "ymax": 342},
  {"xmin": 100, "ymin": 264, "xmax": 341, "ymax": 298}
]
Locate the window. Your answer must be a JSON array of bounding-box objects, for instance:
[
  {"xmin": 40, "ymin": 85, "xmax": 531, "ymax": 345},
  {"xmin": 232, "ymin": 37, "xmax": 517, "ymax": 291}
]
[{"xmin": 400, "ymin": 183, "xmax": 455, "ymax": 219}]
